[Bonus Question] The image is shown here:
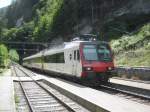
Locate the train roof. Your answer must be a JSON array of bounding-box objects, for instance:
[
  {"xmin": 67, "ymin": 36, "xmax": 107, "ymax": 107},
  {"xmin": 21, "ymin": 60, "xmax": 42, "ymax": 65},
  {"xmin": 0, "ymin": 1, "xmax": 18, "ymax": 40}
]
[
  {"xmin": 23, "ymin": 40, "xmax": 109, "ymax": 60},
  {"xmin": 23, "ymin": 51, "xmax": 43, "ymax": 60}
]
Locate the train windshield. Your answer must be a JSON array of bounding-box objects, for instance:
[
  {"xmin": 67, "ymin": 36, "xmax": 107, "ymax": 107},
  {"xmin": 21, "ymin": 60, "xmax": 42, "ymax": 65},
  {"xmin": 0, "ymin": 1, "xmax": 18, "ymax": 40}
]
[{"xmin": 83, "ymin": 44, "xmax": 112, "ymax": 62}]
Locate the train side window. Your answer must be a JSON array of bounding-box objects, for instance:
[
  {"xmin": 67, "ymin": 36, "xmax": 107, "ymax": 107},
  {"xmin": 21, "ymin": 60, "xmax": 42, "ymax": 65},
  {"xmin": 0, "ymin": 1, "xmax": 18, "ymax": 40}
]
[
  {"xmin": 70, "ymin": 54, "xmax": 72, "ymax": 60},
  {"xmin": 77, "ymin": 50, "xmax": 80, "ymax": 61},
  {"xmin": 51, "ymin": 54, "xmax": 56, "ymax": 63},
  {"xmin": 44, "ymin": 56, "xmax": 46, "ymax": 62},
  {"xmin": 44, "ymin": 53, "xmax": 64, "ymax": 63},
  {"xmin": 60, "ymin": 53, "xmax": 65, "ymax": 63},
  {"xmin": 56, "ymin": 52, "xmax": 65, "ymax": 63},
  {"xmin": 74, "ymin": 51, "xmax": 76, "ymax": 60},
  {"xmin": 44, "ymin": 55, "xmax": 56, "ymax": 63}
]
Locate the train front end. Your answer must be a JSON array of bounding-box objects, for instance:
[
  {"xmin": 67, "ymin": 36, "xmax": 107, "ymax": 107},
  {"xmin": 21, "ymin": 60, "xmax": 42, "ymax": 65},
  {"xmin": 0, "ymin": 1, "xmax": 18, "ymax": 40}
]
[{"xmin": 80, "ymin": 42, "xmax": 114, "ymax": 83}]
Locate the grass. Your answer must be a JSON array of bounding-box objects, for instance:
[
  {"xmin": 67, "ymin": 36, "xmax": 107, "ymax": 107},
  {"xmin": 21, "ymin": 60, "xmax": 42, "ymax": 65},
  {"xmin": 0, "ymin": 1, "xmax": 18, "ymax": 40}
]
[
  {"xmin": 111, "ymin": 23, "xmax": 150, "ymax": 50},
  {"xmin": 115, "ymin": 49, "xmax": 150, "ymax": 66},
  {"xmin": 15, "ymin": 94, "xmax": 19, "ymax": 104},
  {"xmin": 111, "ymin": 23, "xmax": 150, "ymax": 67},
  {"xmin": 0, "ymin": 67, "xmax": 10, "ymax": 76},
  {"xmin": 0, "ymin": 68, "xmax": 5, "ymax": 75},
  {"xmin": 14, "ymin": 93, "xmax": 19, "ymax": 111}
]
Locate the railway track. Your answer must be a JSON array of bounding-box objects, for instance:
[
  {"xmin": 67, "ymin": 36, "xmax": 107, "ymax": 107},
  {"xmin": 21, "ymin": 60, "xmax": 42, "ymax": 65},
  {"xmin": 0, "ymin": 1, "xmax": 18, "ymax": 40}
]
[
  {"xmin": 14, "ymin": 65, "xmax": 150, "ymax": 107},
  {"xmin": 13, "ymin": 65, "xmax": 90, "ymax": 112},
  {"xmin": 100, "ymin": 83, "xmax": 150, "ymax": 101},
  {"xmin": 111, "ymin": 77, "xmax": 150, "ymax": 84},
  {"xmin": 20, "ymin": 65, "xmax": 150, "ymax": 101},
  {"xmin": 116, "ymin": 66, "xmax": 150, "ymax": 76}
]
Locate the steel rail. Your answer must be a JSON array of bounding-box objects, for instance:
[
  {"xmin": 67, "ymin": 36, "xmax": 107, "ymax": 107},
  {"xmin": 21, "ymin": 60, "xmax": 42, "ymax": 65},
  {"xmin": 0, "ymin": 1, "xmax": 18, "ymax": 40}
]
[
  {"xmin": 18, "ymin": 64, "xmax": 150, "ymax": 101},
  {"xmin": 13, "ymin": 66, "xmax": 34, "ymax": 112},
  {"xmin": 111, "ymin": 77, "xmax": 150, "ymax": 84},
  {"xmin": 15, "ymin": 65, "xmax": 77, "ymax": 112},
  {"xmin": 100, "ymin": 83, "xmax": 150, "ymax": 101},
  {"xmin": 17, "ymin": 64, "xmax": 150, "ymax": 100},
  {"xmin": 116, "ymin": 66, "xmax": 150, "ymax": 74}
]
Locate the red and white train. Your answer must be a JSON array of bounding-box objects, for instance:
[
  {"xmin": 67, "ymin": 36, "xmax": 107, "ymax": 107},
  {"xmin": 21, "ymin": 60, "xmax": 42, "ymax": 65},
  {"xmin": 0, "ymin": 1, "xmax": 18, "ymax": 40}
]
[{"xmin": 23, "ymin": 35, "xmax": 115, "ymax": 84}]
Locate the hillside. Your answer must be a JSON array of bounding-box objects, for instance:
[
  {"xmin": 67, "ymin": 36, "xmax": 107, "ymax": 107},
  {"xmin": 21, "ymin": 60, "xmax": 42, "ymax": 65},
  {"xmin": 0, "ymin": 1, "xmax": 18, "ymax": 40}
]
[
  {"xmin": 0, "ymin": 0, "xmax": 39, "ymax": 27},
  {"xmin": 0, "ymin": 0, "xmax": 150, "ymax": 66},
  {"xmin": 111, "ymin": 23, "xmax": 150, "ymax": 66}
]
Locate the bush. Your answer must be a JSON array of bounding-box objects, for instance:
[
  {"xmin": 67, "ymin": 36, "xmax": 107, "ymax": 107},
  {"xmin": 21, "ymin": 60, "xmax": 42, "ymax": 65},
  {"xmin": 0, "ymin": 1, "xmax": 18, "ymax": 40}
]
[
  {"xmin": 9, "ymin": 49, "xmax": 19, "ymax": 62},
  {"xmin": 111, "ymin": 23, "xmax": 150, "ymax": 53},
  {"xmin": 0, "ymin": 44, "xmax": 9, "ymax": 67}
]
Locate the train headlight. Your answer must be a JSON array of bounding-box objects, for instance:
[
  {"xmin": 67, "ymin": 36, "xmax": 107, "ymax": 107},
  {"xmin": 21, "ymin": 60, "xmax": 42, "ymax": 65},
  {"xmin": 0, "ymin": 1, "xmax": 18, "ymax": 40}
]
[
  {"xmin": 108, "ymin": 67, "xmax": 112, "ymax": 70},
  {"xmin": 84, "ymin": 67, "xmax": 93, "ymax": 71}
]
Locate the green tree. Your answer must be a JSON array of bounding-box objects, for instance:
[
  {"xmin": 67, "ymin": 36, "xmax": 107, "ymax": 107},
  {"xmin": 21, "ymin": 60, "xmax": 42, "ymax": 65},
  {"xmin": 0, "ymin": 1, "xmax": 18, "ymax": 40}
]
[
  {"xmin": 9, "ymin": 49, "xmax": 19, "ymax": 62},
  {"xmin": 33, "ymin": 0, "xmax": 64, "ymax": 41},
  {"xmin": 0, "ymin": 44, "xmax": 9, "ymax": 67}
]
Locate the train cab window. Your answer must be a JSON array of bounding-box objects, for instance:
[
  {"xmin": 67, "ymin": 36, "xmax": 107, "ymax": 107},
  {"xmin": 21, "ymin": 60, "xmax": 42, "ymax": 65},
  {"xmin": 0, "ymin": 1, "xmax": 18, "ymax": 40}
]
[
  {"xmin": 74, "ymin": 51, "xmax": 76, "ymax": 60},
  {"xmin": 83, "ymin": 44, "xmax": 112, "ymax": 62},
  {"xmin": 83, "ymin": 45, "xmax": 98, "ymax": 61},
  {"xmin": 97, "ymin": 45, "xmax": 112, "ymax": 62},
  {"xmin": 77, "ymin": 50, "xmax": 80, "ymax": 61}
]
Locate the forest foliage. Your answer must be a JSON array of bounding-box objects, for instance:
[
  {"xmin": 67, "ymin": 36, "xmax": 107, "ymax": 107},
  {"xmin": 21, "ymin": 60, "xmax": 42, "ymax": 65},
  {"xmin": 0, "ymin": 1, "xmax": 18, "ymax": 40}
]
[
  {"xmin": 9, "ymin": 49, "xmax": 20, "ymax": 62},
  {"xmin": 0, "ymin": 44, "xmax": 19, "ymax": 68},
  {"xmin": 0, "ymin": 0, "xmax": 150, "ymax": 67},
  {"xmin": 1, "ymin": 0, "xmax": 150, "ymax": 42},
  {"xmin": 111, "ymin": 23, "xmax": 150, "ymax": 66},
  {"xmin": 33, "ymin": 0, "xmax": 64, "ymax": 41},
  {"xmin": 0, "ymin": 44, "xmax": 9, "ymax": 67},
  {"xmin": 0, "ymin": 0, "xmax": 64, "ymax": 42}
]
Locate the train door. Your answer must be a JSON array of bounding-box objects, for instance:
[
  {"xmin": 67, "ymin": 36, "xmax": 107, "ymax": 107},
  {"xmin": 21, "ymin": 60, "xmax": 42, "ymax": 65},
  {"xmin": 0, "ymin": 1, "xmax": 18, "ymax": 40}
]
[
  {"xmin": 69, "ymin": 51, "xmax": 74, "ymax": 75},
  {"xmin": 76, "ymin": 50, "xmax": 81, "ymax": 77},
  {"xmin": 67, "ymin": 50, "xmax": 75, "ymax": 76},
  {"xmin": 72, "ymin": 49, "xmax": 81, "ymax": 76},
  {"xmin": 64, "ymin": 50, "xmax": 73, "ymax": 75},
  {"xmin": 72, "ymin": 50, "xmax": 77, "ymax": 75}
]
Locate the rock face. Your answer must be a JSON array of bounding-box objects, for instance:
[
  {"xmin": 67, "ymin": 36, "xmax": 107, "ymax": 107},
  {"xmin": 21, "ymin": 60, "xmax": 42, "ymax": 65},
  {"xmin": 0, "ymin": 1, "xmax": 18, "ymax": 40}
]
[
  {"xmin": 106, "ymin": 0, "xmax": 150, "ymax": 23},
  {"xmin": 99, "ymin": 0, "xmax": 150, "ymax": 39},
  {"xmin": 1, "ymin": 0, "xmax": 150, "ymax": 39},
  {"xmin": 110, "ymin": 0, "xmax": 150, "ymax": 16},
  {"xmin": 0, "ymin": 0, "xmax": 39, "ymax": 27},
  {"xmin": 50, "ymin": 0, "xmax": 150, "ymax": 39},
  {"xmin": 0, "ymin": 7, "xmax": 7, "ymax": 17}
]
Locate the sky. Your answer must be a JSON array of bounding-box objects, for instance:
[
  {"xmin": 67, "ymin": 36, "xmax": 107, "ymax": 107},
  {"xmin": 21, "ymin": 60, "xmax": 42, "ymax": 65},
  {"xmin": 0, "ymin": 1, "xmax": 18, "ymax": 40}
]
[{"xmin": 0, "ymin": 0, "xmax": 12, "ymax": 8}]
